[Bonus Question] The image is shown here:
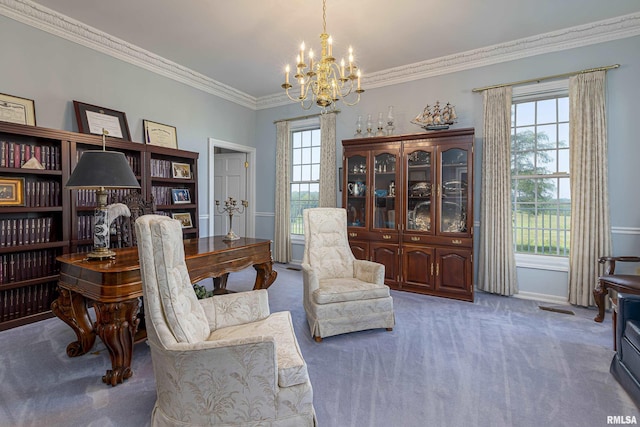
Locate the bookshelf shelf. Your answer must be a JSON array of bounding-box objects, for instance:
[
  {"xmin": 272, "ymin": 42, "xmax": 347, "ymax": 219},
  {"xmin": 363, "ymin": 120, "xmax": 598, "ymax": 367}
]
[{"xmin": 0, "ymin": 121, "xmax": 199, "ymax": 330}]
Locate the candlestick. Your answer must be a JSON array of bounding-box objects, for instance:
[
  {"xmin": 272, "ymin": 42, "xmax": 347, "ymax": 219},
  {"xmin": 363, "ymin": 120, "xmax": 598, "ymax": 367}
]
[{"xmin": 215, "ymin": 197, "xmax": 248, "ymax": 241}]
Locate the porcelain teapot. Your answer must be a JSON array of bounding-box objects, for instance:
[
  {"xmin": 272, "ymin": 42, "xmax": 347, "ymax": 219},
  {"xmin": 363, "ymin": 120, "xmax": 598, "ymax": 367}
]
[{"xmin": 347, "ymin": 181, "xmax": 366, "ymax": 196}]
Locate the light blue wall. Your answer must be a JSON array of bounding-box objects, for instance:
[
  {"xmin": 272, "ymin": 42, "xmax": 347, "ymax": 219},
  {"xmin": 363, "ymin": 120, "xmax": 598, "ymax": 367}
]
[
  {"xmin": 256, "ymin": 35, "xmax": 640, "ymax": 299},
  {"xmin": 0, "ymin": 15, "xmax": 256, "ymax": 234},
  {"xmin": 3, "ymin": 12, "xmax": 639, "ymax": 300}
]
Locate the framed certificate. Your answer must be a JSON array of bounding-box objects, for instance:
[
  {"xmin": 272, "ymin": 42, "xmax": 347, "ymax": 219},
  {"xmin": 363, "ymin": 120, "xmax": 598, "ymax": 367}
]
[
  {"xmin": 0, "ymin": 93, "xmax": 36, "ymax": 126},
  {"xmin": 143, "ymin": 119, "xmax": 178, "ymax": 148},
  {"xmin": 73, "ymin": 100, "xmax": 131, "ymax": 140}
]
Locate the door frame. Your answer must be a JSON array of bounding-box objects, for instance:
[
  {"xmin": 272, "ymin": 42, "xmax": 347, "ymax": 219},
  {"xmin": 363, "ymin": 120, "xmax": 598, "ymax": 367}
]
[{"xmin": 208, "ymin": 138, "xmax": 256, "ymax": 238}]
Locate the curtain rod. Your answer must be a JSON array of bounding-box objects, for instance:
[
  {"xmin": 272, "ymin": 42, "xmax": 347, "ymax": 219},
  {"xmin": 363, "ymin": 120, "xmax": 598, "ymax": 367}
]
[
  {"xmin": 471, "ymin": 64, "xmax": 620, "ymax": 93},
  {"xmin": 274, "ymin": 110, "xmax": 340, "ymax": 124}
]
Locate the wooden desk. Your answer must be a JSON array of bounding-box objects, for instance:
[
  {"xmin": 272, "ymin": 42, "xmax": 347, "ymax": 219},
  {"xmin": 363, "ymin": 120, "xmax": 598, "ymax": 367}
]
[{"xmin": 51, "ymin": 236, "xmax": 277, "ymax": 386}]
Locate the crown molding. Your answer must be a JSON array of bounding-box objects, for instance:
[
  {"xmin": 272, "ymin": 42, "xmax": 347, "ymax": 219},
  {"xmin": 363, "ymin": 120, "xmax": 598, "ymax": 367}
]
[
  {"xmin": 0, "ymin": 0, "xmax": 258, "ymax": 109},
  {"xmin": 1, "ymin": 0, "xmax": 639, "ymax": 111}
]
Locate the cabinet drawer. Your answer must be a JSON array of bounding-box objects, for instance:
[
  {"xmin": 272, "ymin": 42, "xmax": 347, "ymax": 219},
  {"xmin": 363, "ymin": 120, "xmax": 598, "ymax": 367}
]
[{"xmin": 406, "ymin": 234, "xmax": 472, "ymax": 248}]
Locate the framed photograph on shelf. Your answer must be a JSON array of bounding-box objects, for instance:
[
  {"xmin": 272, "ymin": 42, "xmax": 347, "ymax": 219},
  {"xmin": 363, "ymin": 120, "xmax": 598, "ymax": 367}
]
[
  {"xmin": 172, "ymin": 212, "xmax": 193, "ymax": 228},
  {"xmin": 0, "ymin": 177, "xmax": 25, "ymax": 206},
  {"xmin": 143, "ymin": 119, "xmax": 178, "ymax": 149},
  {"xmin": 171, "ymin": 162, "xmax": 191, "ymax": 179},
  {"xmin": 0, "ymin": 93, "xmax": 36, "ymax": 126},
  {"xmin": 171, "ymin": 188, "xmax": 191, "ymax": 204},
  {"xmin": 73, "ymin": 100, "xmax": 131, "ymax": 140}
]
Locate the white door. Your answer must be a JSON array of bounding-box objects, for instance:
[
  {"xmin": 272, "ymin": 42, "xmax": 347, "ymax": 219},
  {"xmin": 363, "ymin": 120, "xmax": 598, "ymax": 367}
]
[{"xmin": 214, "ymin": 152, "xmax": 248, "ymax": 237}]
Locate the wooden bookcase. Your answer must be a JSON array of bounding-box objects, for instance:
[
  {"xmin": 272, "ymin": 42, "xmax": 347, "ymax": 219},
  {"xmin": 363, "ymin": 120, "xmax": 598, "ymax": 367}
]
[{"xmin": 0, "ymin": 121, "xmax": 199, "ymax": 330}]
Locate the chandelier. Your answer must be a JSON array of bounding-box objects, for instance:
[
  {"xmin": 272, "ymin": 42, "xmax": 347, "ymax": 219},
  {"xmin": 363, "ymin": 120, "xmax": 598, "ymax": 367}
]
[{"xmin": 281, "ymin": 0, "xmax": 364, "ymax": 111}]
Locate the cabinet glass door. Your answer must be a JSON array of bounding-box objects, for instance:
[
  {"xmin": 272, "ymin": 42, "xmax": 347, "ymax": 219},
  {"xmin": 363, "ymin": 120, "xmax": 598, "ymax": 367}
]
[
  {"xmin": 345, "ymin": 154, "xmax": 367, "ymax": 227},
  {"xmin": 406, "ymin": 149, "xmax": 433, "ymax": 232},
  {"xmin": 373, "ymin": 152, "xmax": 398, "ymax": 230},
  {"xmin": 439, "ymin": 147, "xmax": 468, "ymax": 234}
]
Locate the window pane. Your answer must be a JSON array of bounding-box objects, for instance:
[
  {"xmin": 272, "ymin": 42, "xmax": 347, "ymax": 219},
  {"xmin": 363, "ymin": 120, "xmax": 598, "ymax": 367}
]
[
  {"xmin": 311, "ymin": 164, "xmax": 320, "ymax": 181},
  {"xmin": 292, "ymin": 147, "xmax": 302, "ymax": 164},
  {"xmin": 312, "ymin": 146, "xmax": 321, "ymax": 163},
  {"xmin": 558, "ymin": 123, "xmax": 569, "ymax": 148},
  {"xmin": 537, "ymin": 125, "xmax": 556, "ymax": 148},
  {"xmin": 557, "ymin": 148, "xmax": 570, "ymax": 174},
  {"xmin": 302, "ymin": 147, "xmax": 312, "ymax": 164},
  {"xmin": 515, "ymin": 102, "xmax": 535, "ymax": 127},
  {"xmin": 558, "ymin": 97, "xmax": 569, "ymax": 122},
  {"xmin": 292, "ymin": 165, "xmax": 302, "ymax": 181},
  {"xmin": 292, "ymin": 132, "xmax": 301, "ymax": 148},
  {"xmin": 302, "ymin": 131, "xmax": 312, "ymax": 147},
  {"xmin": 537, "ymin": 99, "xmax": 557, "ymax": 124},
  {"xmin": 537, "ymin": 149, "xmax": 557, "ymax": 174}
]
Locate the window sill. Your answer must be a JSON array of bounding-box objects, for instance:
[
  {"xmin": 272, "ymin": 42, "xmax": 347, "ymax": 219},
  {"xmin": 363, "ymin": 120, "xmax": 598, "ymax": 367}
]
[{"xmin": 515, "ymin": 253, "xmax": 569, "ymax": 272}]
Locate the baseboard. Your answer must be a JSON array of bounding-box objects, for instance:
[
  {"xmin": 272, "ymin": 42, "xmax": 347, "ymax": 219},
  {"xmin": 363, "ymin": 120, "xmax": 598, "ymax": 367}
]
[{"xmin": 513, "ymin": 291, "xmax": 568, "ymax": 305}]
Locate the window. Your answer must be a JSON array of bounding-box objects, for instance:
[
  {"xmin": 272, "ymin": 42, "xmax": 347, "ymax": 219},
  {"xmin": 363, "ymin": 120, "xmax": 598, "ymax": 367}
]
[
  {"xmin": 290, "ymin": 126, "xmax": 321, "ymax": 235},
  {"xmin": 511, "ymin": 85, "xmax": 570, "ymax": 256}
]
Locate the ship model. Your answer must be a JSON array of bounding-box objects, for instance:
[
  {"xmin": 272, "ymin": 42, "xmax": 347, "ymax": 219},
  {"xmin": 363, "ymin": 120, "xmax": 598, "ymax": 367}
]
[{"xmin": 411, "ymin": 101, "xmax": 457, "ymax": 131}]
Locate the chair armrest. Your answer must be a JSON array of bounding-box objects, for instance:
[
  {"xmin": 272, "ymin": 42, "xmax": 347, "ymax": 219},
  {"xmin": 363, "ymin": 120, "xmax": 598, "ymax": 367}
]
[
  {"xmin": 353, "ymin": 259, "xmax": 385, "ymax": 285},
  {"xmin": 599, "ymin": 256, "xmax": 640, "ymax": 275},
  {"xmin": 301, "ymin": 263, "xmax": 319, "ymax": 299},
  {"xmin": 199, "ymin": 289, "xmax": 270, "ymax": 330},
  {"xmin": 149, "ymin": 336, "xmax": 278, "ymax": 421}
]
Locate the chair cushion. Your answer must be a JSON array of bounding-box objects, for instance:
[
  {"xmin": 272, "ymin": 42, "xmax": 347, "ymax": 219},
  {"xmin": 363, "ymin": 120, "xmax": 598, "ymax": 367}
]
[
  {"xmin": 152, "ymin": 218, "xmax": 210, "ymax": 344},
  {"xmin": 208, "ymin": 311, "xmax": 309, "ymax": 388},
  {"xmin": 625, "ymin": 319, "xmax": 640, "ymax": 351},
  {"xmin": 314, "ymin": 278, "xmax": 391, "ymax": 304}
]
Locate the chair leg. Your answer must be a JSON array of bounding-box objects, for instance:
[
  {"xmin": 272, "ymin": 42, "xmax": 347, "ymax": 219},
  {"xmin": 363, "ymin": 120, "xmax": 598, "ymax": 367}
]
[
  {"xmin": 386, "ymin": 328, "xmax": 393, "ymax": 331},
  {"xmin": 314, "ymin": 336, "xmax": 322, "ymax": 343}
]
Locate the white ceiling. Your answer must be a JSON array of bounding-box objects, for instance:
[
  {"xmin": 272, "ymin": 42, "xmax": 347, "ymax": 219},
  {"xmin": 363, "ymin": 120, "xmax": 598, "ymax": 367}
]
[{"xmin": 20, "ymin": 0, "xmax": 640, "ymax": 99}]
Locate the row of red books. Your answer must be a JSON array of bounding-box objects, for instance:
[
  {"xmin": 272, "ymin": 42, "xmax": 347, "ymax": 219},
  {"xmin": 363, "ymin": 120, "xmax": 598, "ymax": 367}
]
[
  {"xmin": 0, "ymin": 141, "xmax": 60, "ymax": 170},
  {"xmin": 150, "ymin": 158, "xmax": 173, "ymax": 178},
  {"xmin": 0, "ymin": 217, "xmax": 53, "ymax": 247},
  {"xmin": 0, "ymin": 281, "xmax": 56, "ymax": 322}
]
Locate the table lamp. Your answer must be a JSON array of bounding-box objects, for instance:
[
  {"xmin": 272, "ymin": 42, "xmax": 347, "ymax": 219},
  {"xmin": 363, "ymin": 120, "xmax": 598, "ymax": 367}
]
[{"xmin": 65, "ymin": 129, "xmax": 140, "ymax": 260}]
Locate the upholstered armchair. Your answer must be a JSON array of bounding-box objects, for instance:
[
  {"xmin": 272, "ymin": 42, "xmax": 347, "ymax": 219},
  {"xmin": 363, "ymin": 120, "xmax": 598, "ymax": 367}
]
[
  {"xmin": 302, "ymin": 208, "xmax": 395, "ymax": 342},
  {"xmin": 134, "ymin": 215, "xmax": 316, "ymax": 427}
]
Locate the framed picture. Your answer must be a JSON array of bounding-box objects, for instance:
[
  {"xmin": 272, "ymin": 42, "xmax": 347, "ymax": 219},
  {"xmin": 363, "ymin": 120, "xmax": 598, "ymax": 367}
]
[
  {"xmin": 0, "ymin": 177, "xmax": 25, "ymax": 206},
  {"xmin": 171, "ymin": 162, "xmax": 191, "ymax": 179},
  {"xmin": 172, "ymin": 212, "xmax": 193, "ymax": 228},
  {"xmin": 143, "ymin": 119, "xmax": 178, "ymax": 149},
  {"xmin": 0, "ymin": 93, "xmax": 36, "ymax": 126},
  {"xmin": 73, "ymin": 100, "xmax": 131, "ymax": 140},
  {"xmin": 171, "ymin": 188, "xmax": 191, "ymax": 204}
]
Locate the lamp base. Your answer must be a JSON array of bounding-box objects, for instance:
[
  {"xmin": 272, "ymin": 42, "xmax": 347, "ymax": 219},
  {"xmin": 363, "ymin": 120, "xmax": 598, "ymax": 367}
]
[
  {"xmin": 85, "ymin": 249, "xmax": 117, "ymax": 260},
  {"xmin": 222, "ymin": 230, "xmax": 240, "ymax": 241}
]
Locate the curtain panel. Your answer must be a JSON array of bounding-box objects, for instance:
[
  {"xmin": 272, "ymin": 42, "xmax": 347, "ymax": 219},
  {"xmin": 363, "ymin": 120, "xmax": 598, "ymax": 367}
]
[
  {"xmin": 319, "ymin": 112, "xmax": 337, "ymax": 207},
  {"xmin": 274, "ymin": 121, "xmax": 291, "ymax": 263},
  {"xmin": 568, "ymin": 70, "xmax": 612, "ymax": 306},
  {"xmin": 478, "ymin": 86, "xmax": 518, "ymax": 296}
]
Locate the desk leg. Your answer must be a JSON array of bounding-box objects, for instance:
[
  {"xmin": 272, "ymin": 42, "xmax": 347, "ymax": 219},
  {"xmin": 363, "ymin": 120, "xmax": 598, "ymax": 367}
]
[
  {"xmin": 593, "ymin": 282, "xmax": 607, "ymax": 323},
  {"xmin": 213, "ymin": 273, "xmax": 230, "ymax": 295},
  {"xmin": 253, "ymin": 261, "xmax": 277, "ymax": 290},
  {"xmin": 51, "ymin": 287, "xmax": 96, "ymax": 357},
  {"xmin": 94, "ymin": 300, "xmax": 140, "ymax": 386}
]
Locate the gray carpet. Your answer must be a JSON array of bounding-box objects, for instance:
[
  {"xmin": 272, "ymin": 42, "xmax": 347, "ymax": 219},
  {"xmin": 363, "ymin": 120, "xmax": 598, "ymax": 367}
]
[{"xmin": 0, "ymin": 264, "xmax": 637, "ymax": 427}]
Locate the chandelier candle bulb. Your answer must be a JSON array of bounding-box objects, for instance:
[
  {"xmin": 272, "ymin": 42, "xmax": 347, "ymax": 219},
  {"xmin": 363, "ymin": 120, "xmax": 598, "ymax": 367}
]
[
  {"xmin": 328, "ymin": 36, "xmax": 333, "ymax": 57},
  {"xmin": 285, "ymin": 65, "xmax": 290, "ymax": 85}
]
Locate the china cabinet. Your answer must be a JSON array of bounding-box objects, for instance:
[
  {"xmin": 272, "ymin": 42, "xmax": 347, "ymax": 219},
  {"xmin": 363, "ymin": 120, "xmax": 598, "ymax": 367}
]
[{"xmin": 342, "ymin": 128, "xmax": 474, "ymax": 301}]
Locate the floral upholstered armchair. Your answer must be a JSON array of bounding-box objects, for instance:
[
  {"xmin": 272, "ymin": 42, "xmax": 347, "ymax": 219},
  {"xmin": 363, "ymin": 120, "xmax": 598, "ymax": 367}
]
[
  {"xmin": 302, "ymin": 208, "xmax": 395, "ymax": 342},
  {"xmin": 134, "ymin": 215, "xmax": 316, "ymax": 427}
]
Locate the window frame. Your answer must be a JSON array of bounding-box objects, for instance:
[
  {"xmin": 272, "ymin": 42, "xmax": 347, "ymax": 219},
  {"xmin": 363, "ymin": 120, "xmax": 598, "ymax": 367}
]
[
  {"xmin": 289, "ymin": 118, "xmax": 321, "ymax": 239},
  {"xmin": 511, "ymin": 80, "xmax": 570, "ymax": 270}
]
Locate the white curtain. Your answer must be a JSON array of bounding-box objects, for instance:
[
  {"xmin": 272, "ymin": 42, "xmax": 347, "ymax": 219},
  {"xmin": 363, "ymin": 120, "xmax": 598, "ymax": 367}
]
[
  {"xmin": 478, "ymin": 86, "xmax": 518, "ymax": 296},
  {"xmin": 319, "ymin": 112, "xmax": 337, "ymax": 207},
  {"xmin": 568, "ymin": 70, "xmax": 611, "ymax": 306},
  {"xmin": 274, "ymin": 120, "xmax": 291, "ymax": 263}
]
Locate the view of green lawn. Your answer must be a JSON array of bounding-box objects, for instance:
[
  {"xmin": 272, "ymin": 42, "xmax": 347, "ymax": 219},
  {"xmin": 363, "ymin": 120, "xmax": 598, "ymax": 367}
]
[{"xmin": 513, "ymin": 210, "xmax": 570, "ymax": 255}]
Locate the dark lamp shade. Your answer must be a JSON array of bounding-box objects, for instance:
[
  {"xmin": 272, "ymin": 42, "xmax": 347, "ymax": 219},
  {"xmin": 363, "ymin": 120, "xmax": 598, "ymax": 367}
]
[{"xmin": 65, "ymin": 150, "xmax": 140, "ymax": 189}]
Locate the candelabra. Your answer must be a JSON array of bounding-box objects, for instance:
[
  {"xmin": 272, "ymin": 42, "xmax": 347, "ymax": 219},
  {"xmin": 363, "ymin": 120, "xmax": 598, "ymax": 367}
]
[{"xmin": 215, "ymin": 197, "xmax": 248, "ymax": 241}]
